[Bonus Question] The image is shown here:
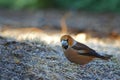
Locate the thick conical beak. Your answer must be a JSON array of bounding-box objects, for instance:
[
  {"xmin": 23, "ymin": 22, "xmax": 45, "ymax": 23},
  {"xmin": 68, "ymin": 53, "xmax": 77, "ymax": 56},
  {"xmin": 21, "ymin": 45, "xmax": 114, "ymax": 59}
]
[{"xmin": 61, "ymin": 40, "xmax": 68, "ymax": 49}]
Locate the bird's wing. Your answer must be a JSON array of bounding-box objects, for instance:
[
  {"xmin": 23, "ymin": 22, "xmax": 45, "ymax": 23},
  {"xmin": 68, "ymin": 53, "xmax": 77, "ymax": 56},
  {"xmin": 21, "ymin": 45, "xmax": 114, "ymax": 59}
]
[
  {"xmin": 72, "ymin": 42, "xmax": 93, "ymax": 52},
  {"xmin": 72, "ymin": 42, "xmax": 104, "ymax": 58}
]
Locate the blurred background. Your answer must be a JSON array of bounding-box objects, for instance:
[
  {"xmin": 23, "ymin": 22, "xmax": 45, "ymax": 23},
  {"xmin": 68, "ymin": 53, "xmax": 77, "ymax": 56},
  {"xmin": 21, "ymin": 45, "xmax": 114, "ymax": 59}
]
[
  {"xmin": 0, "ymin": 1, "xmax": 120, "ymax": 80},
  {"xmin": 0, "ymin": 0, "xmax": 120, "ymax": 41},
  {"xmin": 0, "ymin": 0, "xmax": 120, "ymax": 11}
]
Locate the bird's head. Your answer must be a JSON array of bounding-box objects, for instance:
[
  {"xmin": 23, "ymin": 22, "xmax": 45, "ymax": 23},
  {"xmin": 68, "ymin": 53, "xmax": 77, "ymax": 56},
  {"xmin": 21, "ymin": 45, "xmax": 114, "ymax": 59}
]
[{"xmin": 60, "ymin": 35, "xmax": 75, "ymax": 49}]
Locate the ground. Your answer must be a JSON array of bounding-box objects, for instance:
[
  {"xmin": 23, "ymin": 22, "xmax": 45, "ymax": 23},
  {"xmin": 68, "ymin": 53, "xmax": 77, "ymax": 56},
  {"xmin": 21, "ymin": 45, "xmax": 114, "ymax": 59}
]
[
  {"xmin": 0, "ymin": 10, "xmax": 120, "ymax": 80},
  {"xmin": 0, "ymin": 35, "xmax": 120, "ymax": 80}
]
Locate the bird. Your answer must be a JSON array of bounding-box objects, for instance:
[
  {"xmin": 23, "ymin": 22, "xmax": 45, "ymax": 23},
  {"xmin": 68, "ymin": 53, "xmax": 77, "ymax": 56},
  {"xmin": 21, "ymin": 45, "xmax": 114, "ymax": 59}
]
[{"xmin": 60, "ymin": 35, "xmax": 112, "ymax": 65}]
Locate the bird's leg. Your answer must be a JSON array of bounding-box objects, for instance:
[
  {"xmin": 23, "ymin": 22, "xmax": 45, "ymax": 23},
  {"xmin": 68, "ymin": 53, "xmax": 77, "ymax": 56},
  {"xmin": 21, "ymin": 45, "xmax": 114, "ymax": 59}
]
[{"xmin": 80, "ymin": 64, "xmax": 86, "ymax": 68}]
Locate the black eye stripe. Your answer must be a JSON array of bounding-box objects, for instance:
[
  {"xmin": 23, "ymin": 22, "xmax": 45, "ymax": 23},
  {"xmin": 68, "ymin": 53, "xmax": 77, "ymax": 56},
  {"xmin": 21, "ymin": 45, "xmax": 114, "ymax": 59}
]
[{"xmin": 64, "ymin": 45, "xmax": 68, "ymax": 49}]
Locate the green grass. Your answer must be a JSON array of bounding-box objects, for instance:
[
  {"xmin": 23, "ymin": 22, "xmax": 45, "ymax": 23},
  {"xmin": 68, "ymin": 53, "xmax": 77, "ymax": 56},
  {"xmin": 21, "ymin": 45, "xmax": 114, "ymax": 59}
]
[{"xmin": 0, "ymin": 0, "xmax": 120, "ymax": 12}]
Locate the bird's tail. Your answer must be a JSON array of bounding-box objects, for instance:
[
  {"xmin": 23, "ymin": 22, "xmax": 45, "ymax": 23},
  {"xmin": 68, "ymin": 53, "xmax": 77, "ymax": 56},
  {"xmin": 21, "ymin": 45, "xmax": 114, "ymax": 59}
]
[{"xmin": 100, "ymin": 54, "xmax": 113, "ymax": 60}]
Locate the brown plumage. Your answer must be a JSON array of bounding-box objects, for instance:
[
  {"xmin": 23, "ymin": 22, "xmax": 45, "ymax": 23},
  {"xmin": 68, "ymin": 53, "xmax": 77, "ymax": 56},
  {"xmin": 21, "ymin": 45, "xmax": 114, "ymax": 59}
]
[{"xmin": 60, "ymin": 35, "xmax": 112, "ymax": 65}]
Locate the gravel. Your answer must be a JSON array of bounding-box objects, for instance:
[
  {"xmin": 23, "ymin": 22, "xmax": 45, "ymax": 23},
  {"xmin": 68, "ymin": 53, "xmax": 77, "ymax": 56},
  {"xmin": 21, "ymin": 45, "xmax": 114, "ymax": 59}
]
[{"xmin": 0, "ymin": 36, "xmax": 120, "ymax": 80}]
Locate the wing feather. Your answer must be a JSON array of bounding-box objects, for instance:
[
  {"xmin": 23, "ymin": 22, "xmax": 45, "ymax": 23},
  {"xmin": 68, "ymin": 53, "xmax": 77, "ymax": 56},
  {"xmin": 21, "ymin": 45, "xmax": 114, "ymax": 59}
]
[{"xmin": 72, "ymin": 42, "xmax": 105, "ymax": 58}]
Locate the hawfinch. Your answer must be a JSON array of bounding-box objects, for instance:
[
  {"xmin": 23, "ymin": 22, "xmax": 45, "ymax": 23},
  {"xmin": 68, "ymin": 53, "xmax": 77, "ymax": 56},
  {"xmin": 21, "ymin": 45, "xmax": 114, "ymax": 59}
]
[{"xmin": 60, "ymin": 35, "xmax": 112, "ymax": 65}]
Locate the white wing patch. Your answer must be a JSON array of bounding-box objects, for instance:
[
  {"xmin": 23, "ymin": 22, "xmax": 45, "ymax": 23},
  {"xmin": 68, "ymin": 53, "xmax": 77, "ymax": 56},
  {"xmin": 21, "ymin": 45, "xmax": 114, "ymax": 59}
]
[{"xmin": 78, "ymin": 50, "xmax": 86, "ymax": 53}]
